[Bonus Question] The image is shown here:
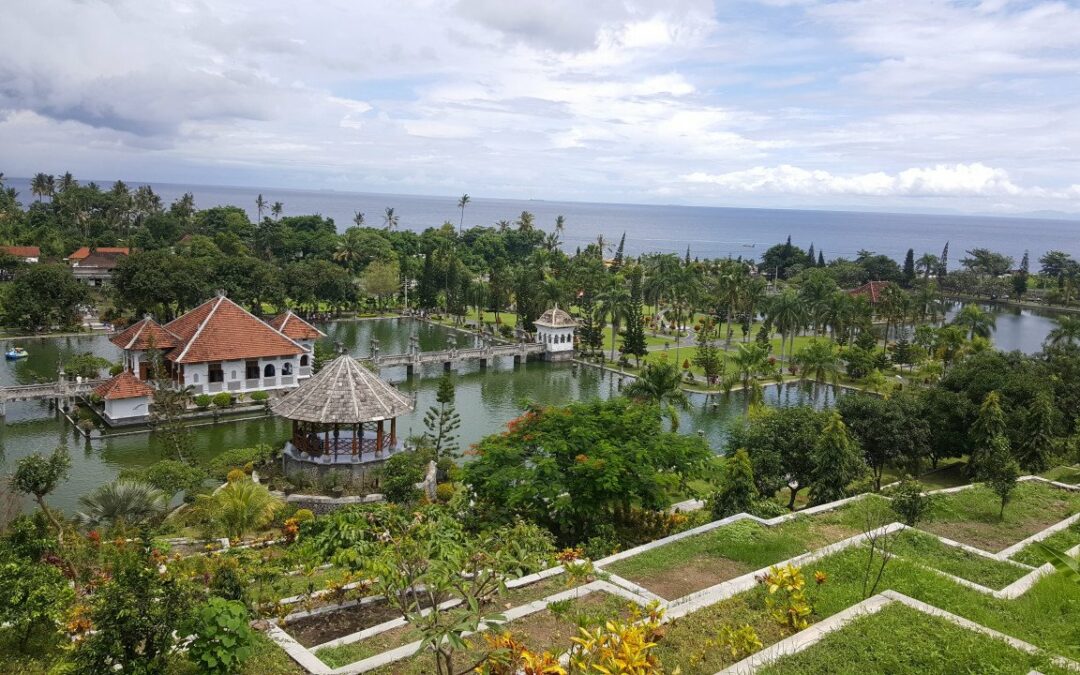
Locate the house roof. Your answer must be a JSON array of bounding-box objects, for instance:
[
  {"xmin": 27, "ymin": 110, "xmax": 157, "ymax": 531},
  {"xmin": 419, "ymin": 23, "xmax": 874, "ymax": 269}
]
[
  {"xmin": 0, "ymin": 246, "xmax": 40, "ymax": 258},
  {"xmin": 67, "ymin": 246, "xmax": 130, "ymax": 261},
  {"xmin": 73, "ymin": 251, "xmax": 125, "ymax": 270},
  {"xmin": 535, "ymin": 307, "xmax": 578, "ymax": 328},
  {"xmin": 268, "ymin": 310, "xmax": 325, "ymax": 341},
  {"xmin": 270, "ymin": 354, "xmax": 413, "ymax": 424},
  {"xmin": 110, "ymin": 317, "xmax": 181, "ymax": 351},
  {"xmin": 93, "ymin": 371, "xmax": 154, "ymax": 401},
  {"xmin": 164, "ymin": 295, "xmax": 306, "ymax": 364},
  {"xmin": 847, "ymin": 281, "xmax": 891, "ymax": 304}
]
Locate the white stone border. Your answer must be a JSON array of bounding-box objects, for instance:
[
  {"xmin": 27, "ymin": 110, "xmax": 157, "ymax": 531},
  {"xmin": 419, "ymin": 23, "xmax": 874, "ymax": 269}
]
[{"xmin": 715, "ymin": 590, "xmax": 1080, "ymax": 674}]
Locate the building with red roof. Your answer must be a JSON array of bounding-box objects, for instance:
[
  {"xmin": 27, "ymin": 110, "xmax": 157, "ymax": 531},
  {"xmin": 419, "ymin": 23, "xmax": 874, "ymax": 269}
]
[
  {"xmin": 66, "ymin": 246, "xmax": 130, "ymax": 261},
  {"xmin": 0, "ymin": 245, "xmax": 41, "ymax": 263},
  {"xmin": 108, "ymin": 295, "xmax": 318, "ymax": 414},
  {"xmin": 93, "ymin": 371, "xmax": 154, "ymax": 422},
  {"xmin": 847, "ymin": 280, "xmax": 891, "ymax": 305},
  {"xmin": 70, "ymin": 249, "xmax": 129, "ymax": 286}
]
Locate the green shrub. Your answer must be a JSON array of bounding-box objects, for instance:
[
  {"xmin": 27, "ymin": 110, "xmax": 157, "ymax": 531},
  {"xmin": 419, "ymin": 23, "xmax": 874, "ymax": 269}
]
[
  {"xmin": 120, "ymin": 460, "xmax": 207, "ymax": 501},
  {"xmin": 211, "ymin": 392, "xmax": 233, "ymax": 408},
  {"xmin": 378, "ymin": 452, "xmax": 425, "ymax": 504},
  {"xmin": 248, "ymin": 391, "xmax": 269, "ymax": 402},
  {"xmin": 109, "ymin": 364, "xmax": 124, "ymax": 377},
  {"xmin": 206, "ymin": 444, "xmax": 276, "ymax": 480},
  {"xmin": 890, "ymin": 477, "xmax": 933, "ymax": 527},
  {"xmin": 185, "ymin": 597, "xmax": 256, "ymax": 674},
  {"xmin": 292, "ymin": 508, "xmax": 315, "ymax": 523},
  {"xmin": 434, "ymin": 482, "xmax": 455, "ymax": 503},
  {"xmin": 194, "ymin": 394, "xmax": 213, "ymax": 409},
  {"xmin": 748, "ymin": 499, "xmax": 788, "ymax": 519}
]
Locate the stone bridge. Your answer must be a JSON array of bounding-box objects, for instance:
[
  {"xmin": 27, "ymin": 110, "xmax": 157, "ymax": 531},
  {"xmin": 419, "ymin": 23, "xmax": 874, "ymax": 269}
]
[
  {"xmin": 0, "ymin": 378, "xmax": 106, "ymax": 415},
  {"xmin": 370, "ymin": 342, "xmax": 545, "ymax": 375}
]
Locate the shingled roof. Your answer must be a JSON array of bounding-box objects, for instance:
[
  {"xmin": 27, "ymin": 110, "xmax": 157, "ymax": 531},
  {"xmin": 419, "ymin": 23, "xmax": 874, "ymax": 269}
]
[
  {"xmin": 535, "ymin": 307, "xmax": 578, "ymax": 328},
  {"xmin": 268, "ymin": 310, "xmax": 325, "ymax": 341},
  {"xmin": 164, "ymin": 295, "xmax": 305, "ymax": 364},
  {"xmin": 110, "ymin": 317, "xmax": 181, "ymax": 351},
  {"xmin": 93, "ymin": 371, "xmax": 154, "ymax": 400},
  {"xmin": 847, "ymin": 280, "xmax": 891, "ymax": 304},
  {"xmin": 67, "ymin": 246, "xmax": 130, "ymax": 261},
  {"xmin": 270, "ymin": 355, "xmax": 413, "ymax": 424}
]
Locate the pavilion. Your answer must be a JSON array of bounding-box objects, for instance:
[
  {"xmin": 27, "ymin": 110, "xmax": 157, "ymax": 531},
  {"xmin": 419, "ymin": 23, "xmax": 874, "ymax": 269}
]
[{"xmin": 270, "ymin": 354, "xmax": 414, "ymax": 476}]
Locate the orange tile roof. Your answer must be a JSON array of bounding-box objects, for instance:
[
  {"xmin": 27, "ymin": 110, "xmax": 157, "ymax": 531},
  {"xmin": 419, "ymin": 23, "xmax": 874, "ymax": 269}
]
[
  {"xmin": 110, "ymin": 317, "xmax": 181, "ymax": 351},
  {"xmin": 847, "ymin": 280, "xmax": 890, "ymax": 304},
  {"xmin": 67, "ymin": 246, "xmax": 130, "ymax": 261},
  {"xmin": 0, "ymin": 246, "xmax": 40, "ymax": 258},
  {"xmin": 164, "ymin": 296, "xmax": 305, "ymax": 364},
  {"xmin": 93, "ymin": 371, "xmax": 154, "ymax": 400},
  {"xmin": 268, "ymin": 310, "xmax": 325, "ymax": 341}
]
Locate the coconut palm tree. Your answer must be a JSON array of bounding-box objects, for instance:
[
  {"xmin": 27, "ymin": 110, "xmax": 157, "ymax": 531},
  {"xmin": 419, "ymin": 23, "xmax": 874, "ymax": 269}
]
[
  {"xmin": 255, "ymin": 194, "xmax": 267, "ymax": 221},
  {"xmin": 30, "ymin": 173, "xmax": 51, "ymax": 202},
  {"xmin": 77, "ymin": 480, "xmax": 167, "ymax": 529},
  {"xmin": 58, "ymin": 172, "xmax": 77, "ymax": 192},
  {"xmin": 767, "ymin": 289, "xmax": 806, "ymax": 365},
  {"xmin": 793, "ymin": 339, "xmax": 842, "ymax": 401},
  {"xmin": 334, "ymin": 228, "xmax": 365, "ymax": 270},
  {"xmin": 516, "ymin": 210, "xmax": 535, "ymax": 233},
  {"xmin": 554, "ymin": 215, "xmax": 566, "ymax": 237},
  {"xmin": 952, "ymin": 304, "xmax": 995, "ymax": 340},
  {"xmin": 916, "ymin": 253, "xmax": 940, "ymax": 279},
  {"xmin": 353, "ymin": 211, "xmax": 365, "ymax": 227},
  {"xmin": 496, "ymin": 219, "xmax": 511, "ymax": 233},
  {"xmin": 271, "ymin": 201, "xmax": 284, "ymax": 220},
  {"xmin": 383, "ymin": 207, "xmax": 399, "ymax": 231},
  {"xmin": 724, "ymin": 342, "xmax": 773, "ymax": 412},
  {"xmin": 457, "ymin": 193, "xmax": 470, "ymax": 233},
  {"xmin": 623, "ymin": 358, "xmax": 689, "ymax": 430},
  {"xmin": 597, "ymin": 274, "xmax": 631, "ymax": 361},
  {"xmin": 1046, "ymin": 315, "xmax": 1080, "ymax": 348}
]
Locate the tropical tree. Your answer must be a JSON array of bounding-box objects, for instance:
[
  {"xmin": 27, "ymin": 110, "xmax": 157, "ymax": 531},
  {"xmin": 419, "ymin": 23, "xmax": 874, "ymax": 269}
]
[
  {"xmin": 270, "ymin": 201, "xmax": 283, "ymax": 219},
  {"xmin": 554, "ymin": 214, "xmax": 566, "ymax": 237},
  {"xmin": 422, "ymin": 373, "xmax": 461, "ymax": 462},
  {"xmin": 952, "ymin": 304, "xmax": 996, "ymax": 340},
  {"xmin": 11, "ymin": 447, "xmax": 71, "ymax": 542},
  {"xmin": 969, "ymin": 390, "xmax": 1007, "ymax": 476},
  {"xmin": 457, "ymin": 193, "xmax": 470, "ymax": 233},
  {"xmin": 708, "ymin": 448, "xmax": 758, "ymax": 518},
  {"xmin": 1046, "ymin": 315, "xmax": 1080, "ymax": 348},
  {"xmin": 794, "ymin": 339, "xmax": 842, "ymax": 400},
  {"xmin": 383, "ymin": 206, "xmax": 399, "ymax": 231},
  {"xmin": 255, "ymin": 194, "xmax": 266, "ymax": 221},
  {"xmin": 76, "ymin": 480, "xmax": 167, "ymax": 529},
  {"xmin": 623, "ymin": 358, "xmax": 689, "ymax": 429},
  {"xmin": 810, "ymin": 412, "xmax": 865, "ymax": 505},
  {"xmin": 916, "ymin": 253, "xmax": 940, "ymax": 279},
  {"xmin": 30, "ymin": 173, "xmax": 52, "ymax": 202},
  {"xmin": 515, "ymin": 210, "xmax": 534, "ymax": 232},
  {"xmin": 724, "ymin": 342, "xmax": 773, "ymax": 412},
  {"xmin": 767, "ymin": 289, "xmax": 806, "ymax": 364},
  {"xmin": 353, "ymin": 210, "xmax": 365, "ymax": 226},
  {"xmin": 194, "ymin": 477, "xmax": 282, "ymax": 540},
  {"xmin": 597, "ymin": 273, "xmax": 631, "ymax": 361}
]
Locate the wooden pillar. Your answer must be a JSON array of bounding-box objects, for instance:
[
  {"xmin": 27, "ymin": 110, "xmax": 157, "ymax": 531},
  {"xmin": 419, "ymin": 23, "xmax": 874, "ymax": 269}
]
[
  {"xmin": 351, "ymin": 422, "xmax": 358, "ymax": 455},
  {"xmin": 390, "ymin": 417, "xmax": 397, "ymax": 448},
  {"xmin": 376, "ymin": 419, "xmax": 384, "ymax": 455}
]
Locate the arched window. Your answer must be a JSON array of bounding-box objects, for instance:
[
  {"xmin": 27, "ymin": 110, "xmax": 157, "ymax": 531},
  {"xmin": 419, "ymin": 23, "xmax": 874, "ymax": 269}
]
[
  {"xmin": 282, "ymin": 362, "xmax": 293, "ymax": 375},
  {"xmin": 300, "ymin": 354, "xmax": 309, "ymax": 367},
  {"xmin": 264, "ymin": 363, "xmax": 276, "ymax": 377}
]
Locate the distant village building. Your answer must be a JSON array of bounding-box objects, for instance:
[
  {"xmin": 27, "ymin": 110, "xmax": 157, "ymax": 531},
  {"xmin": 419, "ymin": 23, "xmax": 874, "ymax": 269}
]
[
  {"xmin": 0, "ymin": 245, "xmax": 40, "ymax": 263},
  {"xmin": 67, "ymin": 247, "xmax": 130, "ymax": 286},
  {"xmin": 534, "ymin": 307, "xmax": 578, "ymax": 362},
  {"xmin": 99, "ymin": 295, "xmax": 325, "ymax": 422}
]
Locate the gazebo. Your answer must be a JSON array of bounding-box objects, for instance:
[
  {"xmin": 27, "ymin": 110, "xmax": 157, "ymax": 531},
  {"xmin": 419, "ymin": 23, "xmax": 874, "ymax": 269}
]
[{"xmin": 271, "ymin": 354, "xmax": 414, "ymax": 467}]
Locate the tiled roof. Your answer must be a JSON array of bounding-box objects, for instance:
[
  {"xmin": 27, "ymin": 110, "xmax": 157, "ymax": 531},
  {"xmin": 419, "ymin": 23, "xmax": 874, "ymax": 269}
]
[
  {"xmin": 110, "ymin": 317, "xmax": 181, "ymax": 351},
  {"xmin": 93, "ymin": 371, "xmax": 154, "ymax": 400},
  {"xmin": 268, "ymin": 310, "xmax": 325, "ymax": 341},
  {"xmin": 0, "ymin": 246, "xmax": 40, "ymax": 258},
  {"xmin": 535, "ymin": 306, "xmax": 578, "ymax": 328},
  {"xmin": 164, "ymin": 296, "xmax": 305, "ymax": 364},
  {"xmin": 270, "ymin": 355, "xmax": 413, "ymax": 423},
  {"xmin": 847, "ymin": 281, "xmax": 890, "ymax": 304},
  {"xmin": 67, "ymin": 246, "xmax": 130, "ymax": 261},
  {"xmin": 74, "ymin": 251, "xmax": 125, "ymax": 270}
]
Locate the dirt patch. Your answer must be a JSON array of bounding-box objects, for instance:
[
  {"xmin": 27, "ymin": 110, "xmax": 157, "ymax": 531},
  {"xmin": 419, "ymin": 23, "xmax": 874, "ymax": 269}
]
[
  {"xmin": 506, "ymin": 592, "xmax": 635, "ymax": 654},
  {"xmin": 919, "ymin": 517, "xmax": 1068, "ymax": 553},
  {"xmin": 288, "ymin": 598, "xmax": 414, "ymax": 648},
  {"xmin": 622, "ymin": 554, "xmax": 750, "ymax": 600}
]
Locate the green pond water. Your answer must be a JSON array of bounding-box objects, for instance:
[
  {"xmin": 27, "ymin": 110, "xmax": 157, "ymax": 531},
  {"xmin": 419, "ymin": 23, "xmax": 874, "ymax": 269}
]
[{"xmin": 0, "ymin": 318, "xmax": 835, "ymax": 513}]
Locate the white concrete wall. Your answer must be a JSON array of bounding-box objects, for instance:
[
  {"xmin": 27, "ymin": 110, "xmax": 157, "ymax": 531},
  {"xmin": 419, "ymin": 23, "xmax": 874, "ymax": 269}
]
[
  {"xmin": 537, "ymin": 326, "xmax": 575, "ymax": 353},
  {"xmin": 105, "ymin": 396, "xmax": 150, "ymax": 421},
  {"xmin": 185, "ymin": 355, "xmax": 305, "ymax": 395}
]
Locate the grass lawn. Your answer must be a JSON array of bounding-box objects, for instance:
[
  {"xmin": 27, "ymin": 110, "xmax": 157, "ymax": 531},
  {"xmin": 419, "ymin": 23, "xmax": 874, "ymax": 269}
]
[
  {"xmin": 1011, "ymin": 520, "xmax": 1080, "ymax": 567},
  {"xmin": 756, "ymin": 602, "xmax": 1070, "ymax": 675},
  {"xmin": 918, "ymin": 482, "xmax": 1080, "ymax": 552},
  {"xmin": 653, "ymin": 546, "xmax": 1080, "ymax": 674},
  {"xmin": 891, "ymin": 529, "xmax": 1029, "ymax": 590},
  {"xmin": 604, "ymin": 503, "xmax": 867, "ymax": 600},
  {"xmin": 880, "ymin": 458, "xmax": 969, "ymax": 491},
  {"xmin": 1042, "ymin": 465, "xmax": 1080, "ymax": 485}
]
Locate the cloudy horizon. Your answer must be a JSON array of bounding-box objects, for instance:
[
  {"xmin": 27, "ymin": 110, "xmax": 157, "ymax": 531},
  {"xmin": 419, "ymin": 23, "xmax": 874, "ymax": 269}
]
[{"xmin": 3, "ymin": 0, "xmax": 1079, "ymax": 216}]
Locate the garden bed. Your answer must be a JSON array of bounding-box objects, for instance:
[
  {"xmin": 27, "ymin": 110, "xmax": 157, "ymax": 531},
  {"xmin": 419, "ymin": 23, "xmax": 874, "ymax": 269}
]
[
  {"xmin": 918, "ymin": 482, "xmax": 1080, "ymax": 552},
  {"xmin": 286, "ymin": 596, "xmax": 415, "ymax": 648},
  {"xmin": 891, "ymin": 529, "xmax": 1029, "ymax": 590},
  {"xmin": 756, "ymin": 602, "xmax": 1070, "ymax": 675},
  {"xmin": 1010, "ymin": 520, "xmax": 1080, "ymax": 567},
  {"xmin": 604, "ymin": 505, "xmax": 864, "ymax": 600}
]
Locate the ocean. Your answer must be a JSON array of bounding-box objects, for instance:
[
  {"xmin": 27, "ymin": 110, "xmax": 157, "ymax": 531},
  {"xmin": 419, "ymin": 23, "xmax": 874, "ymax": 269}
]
[{"xmin": 6, "ymin": 177, "xmax": 1079, "ymax": 263}]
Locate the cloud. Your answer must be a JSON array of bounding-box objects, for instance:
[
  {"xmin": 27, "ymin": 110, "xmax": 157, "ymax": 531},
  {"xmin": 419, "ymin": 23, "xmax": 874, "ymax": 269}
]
[{"xmin": 684, "ymin": 163, "xmax": 1028, "ymax": 198}]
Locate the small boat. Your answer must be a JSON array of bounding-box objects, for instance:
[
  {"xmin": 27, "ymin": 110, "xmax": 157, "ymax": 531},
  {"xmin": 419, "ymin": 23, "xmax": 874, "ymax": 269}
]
[{"xmin": 5, "ymin": 347, "xmax": 28, "ymax": 360}]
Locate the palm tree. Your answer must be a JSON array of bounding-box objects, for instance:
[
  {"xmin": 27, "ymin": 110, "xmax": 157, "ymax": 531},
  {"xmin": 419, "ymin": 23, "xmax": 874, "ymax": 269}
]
[
  {"xmin": 334, "ymin": 228, "xmax": 365, "ymax": 270},
  {"xmin": 597, "ymin": 274, "xmax": 631, "ymax": 361},
  {"xmin": 271, "ymin": 201, "xmax": 284, "ymax": 220},
  {"xmin": 353, "ymin": 211, "xmax": 365, "ymax": 227},
  {"xmin": 767, "ymin": 289, "xmax": 806, "ymax": 366},
  {"xmin": 554, "ymin": 215, "xmax": 566, "ymax": 237},
  {"xmin": 793, "ymin": 339, "xmax": 842, "ymax": 401},
  {"xmin": 724, "ymin": 342, "xmax": 773, "ymax": 412},
  {"xmin": 58, "ymin": 172, "xmax": 77, "ymax": 192},
  {"xmin": 77, "ymin": 480, "xmax": 167, "ymax": 529},
  {"xmin": 1046, "ymin": 315, "xmax": 1080, "ymax": 348},
  {"xmin": 457, "ymin": 194, "xmax": 470, "ymax": 233},
  {"xmin": 516, "ymin": 210, "xmax": 535, "ymax": 233},
  {"xmin": 255, "ymin": 194, "xmax": 267, "ymax": 221},
  {"xmin": 195, "ymin": 478, "xmax": 282, "ymax": 541},
  {"xmin": 496, "ymin": 219, "xmax": 511, "ymax": 233},
  {"xmin": 623, "ymin": 359, "xmax": 689, "ymax": 430},
  {"xmin": 952, "ymin": 304, "xmax": 995, "ymax": 340},
  {"xmin": 916, "ymin": 253, "xmax": 940, "ymax": 279},
  {"xmin": 383, "ymin": 207, "xmax": 399, "ymax": 231},
  {"xmin": 30, "ymin": 173, "xmax": 51, "ymax": 202}
]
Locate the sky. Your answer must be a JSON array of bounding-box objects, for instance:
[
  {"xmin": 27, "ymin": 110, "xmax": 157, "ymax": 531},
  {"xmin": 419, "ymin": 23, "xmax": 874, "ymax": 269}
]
[{"xmin": 2, "ymin": 0, "xmax": 1079, "ymax": 215}]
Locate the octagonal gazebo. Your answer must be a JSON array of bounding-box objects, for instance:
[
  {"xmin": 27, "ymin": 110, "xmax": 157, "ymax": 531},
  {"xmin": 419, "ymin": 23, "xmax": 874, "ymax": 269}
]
[{"xmin": 271, "ymin": 354, "xmax": 414, "ymax": 469}]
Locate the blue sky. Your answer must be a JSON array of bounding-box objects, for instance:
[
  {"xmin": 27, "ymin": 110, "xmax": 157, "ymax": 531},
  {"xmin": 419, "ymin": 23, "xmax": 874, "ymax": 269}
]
[{"xmin": 1, "ymin": 0, "xmax": 1079, "ymax": 215}]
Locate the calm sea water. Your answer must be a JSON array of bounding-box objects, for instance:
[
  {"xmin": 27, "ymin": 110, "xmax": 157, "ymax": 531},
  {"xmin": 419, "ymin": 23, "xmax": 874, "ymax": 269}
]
[{"xmin": 7, "ymin": 178, "xmax": 1079, "ymax": 262}]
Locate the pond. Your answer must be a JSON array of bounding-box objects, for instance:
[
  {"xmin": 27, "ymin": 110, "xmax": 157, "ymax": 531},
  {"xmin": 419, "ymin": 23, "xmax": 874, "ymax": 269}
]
[
  {"xmin": 942, "ymin": 300, "xmax": 1065, "ymax": 354},
  {"xmin": 0, "ymin": 318, "xmax": 837, "ymax": 513}
]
